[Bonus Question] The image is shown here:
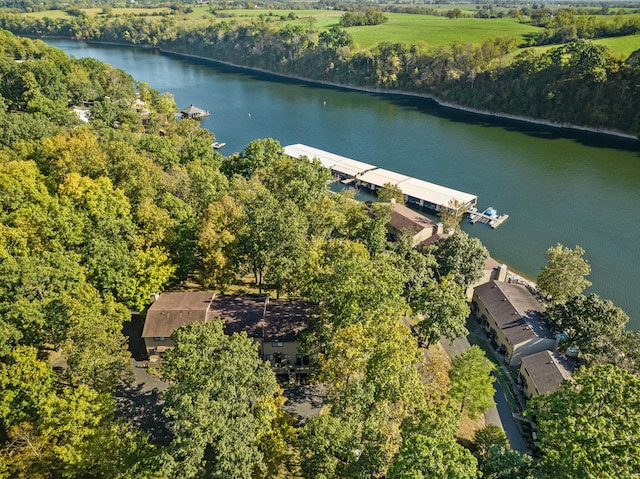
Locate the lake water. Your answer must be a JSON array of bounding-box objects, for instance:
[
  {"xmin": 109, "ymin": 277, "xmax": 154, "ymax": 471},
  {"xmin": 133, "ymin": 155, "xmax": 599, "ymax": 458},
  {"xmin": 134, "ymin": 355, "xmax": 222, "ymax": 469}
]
[{"xmin": 48, "ymin": 40, "xmax": 640, "ymax": 329}]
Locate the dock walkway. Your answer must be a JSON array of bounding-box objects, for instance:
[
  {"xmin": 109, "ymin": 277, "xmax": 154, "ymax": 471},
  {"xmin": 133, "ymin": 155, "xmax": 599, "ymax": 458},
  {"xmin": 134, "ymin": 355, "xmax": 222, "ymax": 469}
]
[{"xmin": 469, "ymin": 207, "xmax": 509, "ymax": 228}]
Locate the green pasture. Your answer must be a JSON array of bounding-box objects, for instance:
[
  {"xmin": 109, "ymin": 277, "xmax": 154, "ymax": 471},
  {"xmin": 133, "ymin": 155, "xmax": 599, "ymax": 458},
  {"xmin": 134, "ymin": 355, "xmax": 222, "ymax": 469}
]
[
  {"xmin": 594, "ymin": 34, "xmax": 640, "ymax": 58},
  {"xmin": 346, "ymin": 15, "xmax": 540, "ymax": 50},
  {"xmin": 15, "ymin": 6, "xmax": 640, "ymax": 57}
]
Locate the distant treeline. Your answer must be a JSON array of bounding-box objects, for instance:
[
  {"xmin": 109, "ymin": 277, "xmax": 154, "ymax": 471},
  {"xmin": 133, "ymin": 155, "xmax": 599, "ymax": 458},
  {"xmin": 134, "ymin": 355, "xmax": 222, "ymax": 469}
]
[{"xmin": 1, "ymin": 12, "xmax": 639, "ymax": 136}]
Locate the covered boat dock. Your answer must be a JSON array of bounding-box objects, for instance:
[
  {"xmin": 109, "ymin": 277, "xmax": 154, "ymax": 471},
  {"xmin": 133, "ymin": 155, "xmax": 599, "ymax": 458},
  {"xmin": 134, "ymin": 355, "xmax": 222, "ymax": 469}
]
[{"xmin": 283, "ymin": 144, "xmax": 477, "ymax": 213}]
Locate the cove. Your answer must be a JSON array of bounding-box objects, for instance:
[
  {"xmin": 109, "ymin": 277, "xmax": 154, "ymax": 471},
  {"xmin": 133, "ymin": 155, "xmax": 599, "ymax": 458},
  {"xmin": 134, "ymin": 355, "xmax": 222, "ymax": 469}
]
[{"xmin": 47, "ymin": 39, "xmax": 640, "ymax": 329}]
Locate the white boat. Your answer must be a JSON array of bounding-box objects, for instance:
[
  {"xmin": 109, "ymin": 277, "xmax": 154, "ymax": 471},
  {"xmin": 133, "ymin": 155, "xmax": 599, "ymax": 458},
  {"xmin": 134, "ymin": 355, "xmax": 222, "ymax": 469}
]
[{"xmin": 211, "ymin": 142, "xmax": 226, "ymax": 149}]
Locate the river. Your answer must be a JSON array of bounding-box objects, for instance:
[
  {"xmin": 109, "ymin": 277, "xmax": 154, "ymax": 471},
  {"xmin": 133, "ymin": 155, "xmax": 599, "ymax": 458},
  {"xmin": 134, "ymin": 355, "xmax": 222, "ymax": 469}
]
[{"xmin": 47, "ymin": 40, "xmax": 640, "ymax": 329}]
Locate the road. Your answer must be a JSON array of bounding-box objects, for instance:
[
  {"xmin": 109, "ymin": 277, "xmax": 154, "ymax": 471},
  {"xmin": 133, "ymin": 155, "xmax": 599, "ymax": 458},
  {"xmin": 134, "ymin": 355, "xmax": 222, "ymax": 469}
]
[{"xmin": 440, "ymin": 335, "xmax": 528, "ymax": 453}]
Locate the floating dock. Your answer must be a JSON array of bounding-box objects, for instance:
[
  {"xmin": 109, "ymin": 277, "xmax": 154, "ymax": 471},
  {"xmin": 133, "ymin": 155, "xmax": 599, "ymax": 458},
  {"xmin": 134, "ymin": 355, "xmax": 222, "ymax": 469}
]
[{"xmin": 469, "ymin": 207, "xmax": 509, "ymax": 228}]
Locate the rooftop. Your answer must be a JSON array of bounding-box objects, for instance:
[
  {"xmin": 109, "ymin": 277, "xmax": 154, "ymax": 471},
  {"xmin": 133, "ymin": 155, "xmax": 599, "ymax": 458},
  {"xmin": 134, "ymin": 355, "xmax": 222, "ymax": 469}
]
[
  {"xmin": 389, "ymin": 202, "xmax": 438, "ymax": 236},
  {"xmin": 142, "ymin": 292, "xmax": 312, "ymax": 342},
  {"xmin": 474, "ymin": 280, "xmax": 551, "ymax": 346},
  {"xmin": 520, "ymin": 350, "xmax": 574, "ymax": 395}
]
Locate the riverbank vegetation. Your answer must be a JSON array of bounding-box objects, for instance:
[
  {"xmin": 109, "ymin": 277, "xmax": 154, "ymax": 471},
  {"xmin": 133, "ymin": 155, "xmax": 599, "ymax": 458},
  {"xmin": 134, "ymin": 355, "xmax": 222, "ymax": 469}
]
[
  {"xmin": 0, "ymin": 2, "xmax": 639, "ymax": 135},
  {"xmin": 1, "ymin": 30, "xmax": 640, "ymax": 478}
]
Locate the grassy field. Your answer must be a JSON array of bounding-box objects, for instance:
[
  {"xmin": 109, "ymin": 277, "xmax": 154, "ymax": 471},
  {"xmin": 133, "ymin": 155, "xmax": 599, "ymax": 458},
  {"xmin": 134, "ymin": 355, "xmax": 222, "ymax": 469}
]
[
  {"xmin": 346, "ymin": 15, "xmax": 540, "ymax": 50},
  {"xmin": 15, "ymin": 6, "xmax": 640, "ymax": 57},
  {"xmin": 594, "ymin": 34, "xmax": 640, "ymax": 58}
]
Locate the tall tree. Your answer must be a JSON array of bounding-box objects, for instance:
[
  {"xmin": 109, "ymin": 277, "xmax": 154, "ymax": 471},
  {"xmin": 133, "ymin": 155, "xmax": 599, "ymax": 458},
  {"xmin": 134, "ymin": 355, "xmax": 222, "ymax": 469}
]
[
  {"xmin": 387, "ymin": 433, "xmax": 478, "ymax": 479},
  {"xmin": 529, "ymin": 364, "xmax": 640, "ymax": 479},
  {"xmin": 546, "ymin": 293, "xmax": 628, "ymax": 364},
  {"xmin": 448, "ymin": 345, "xmax": 495, "ymax": 419},
  {"xmin": 432, "ymin": 231, "xmax": 488, "ymax": 287},
  {"xmin": 161, "ymin": 320, "xmax": 283, "ymax": 479},
  {"xmin": 377, "ymin": 182, "xmax": 405, "ymax": 205},
  {"xmin": 413, "ymin": 274, "xmax": 470, "ymax": 347},
  {"xmin": 536, "ymin": 243, "xmax": 591, "ymax": 303}
]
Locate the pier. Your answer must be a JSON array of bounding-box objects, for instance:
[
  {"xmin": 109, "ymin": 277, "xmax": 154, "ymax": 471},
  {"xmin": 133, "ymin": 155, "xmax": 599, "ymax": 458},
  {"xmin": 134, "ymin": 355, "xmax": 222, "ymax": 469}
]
[
  {"xmin": 469, "ymin": 207, "xmax": 509, "ymax": 228},
  {"xmin": 283, "ymin": 144, "xmax": 478, "ymax": 215}
]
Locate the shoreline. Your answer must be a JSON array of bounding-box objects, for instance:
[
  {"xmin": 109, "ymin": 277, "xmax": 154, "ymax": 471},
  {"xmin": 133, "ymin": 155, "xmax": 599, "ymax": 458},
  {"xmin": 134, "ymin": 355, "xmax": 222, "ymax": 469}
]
[
  {"xmin": 159, "ymin": 48, "xmax": 638, "ymax": 142},
  {"xmin": 38, "ymin": 36, "xmax": 638, "ymax": 143}
]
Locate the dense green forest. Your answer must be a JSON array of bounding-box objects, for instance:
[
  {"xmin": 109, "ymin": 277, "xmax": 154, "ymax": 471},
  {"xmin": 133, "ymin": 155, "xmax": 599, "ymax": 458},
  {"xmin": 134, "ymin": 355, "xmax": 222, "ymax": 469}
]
[
  {"xmin": 0, "ymin": 4, "xmax": 639, "ymax": 135},
  {"xmin": 1, "ymin": 30, "xmax": 640, "ymax": 478}
]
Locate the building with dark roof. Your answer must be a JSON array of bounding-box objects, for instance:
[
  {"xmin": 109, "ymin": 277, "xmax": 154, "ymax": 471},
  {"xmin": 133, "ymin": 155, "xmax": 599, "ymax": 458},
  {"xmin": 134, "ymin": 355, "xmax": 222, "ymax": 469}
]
[
  {"xmin": 472, "ymin": 280, "xmax": 554, "ymax": 365},
  {"xmin": 519, "ymin": 350, "xmax": 573, "ymax": 399},
  {"xmin": 142, "ymin": 292, "xmax": 313, "ymax": 376},
  {"xmin": 387, "ymin": 202, "xmax": 442, "ymax": 246}
]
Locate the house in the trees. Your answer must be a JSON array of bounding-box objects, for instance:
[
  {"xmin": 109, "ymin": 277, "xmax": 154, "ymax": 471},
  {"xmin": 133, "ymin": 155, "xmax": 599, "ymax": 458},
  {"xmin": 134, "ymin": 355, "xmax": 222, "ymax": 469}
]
[
  {"xmin": 141, "ymin": 292, "xmax": 313, "ymax": 378},
  {"xmin": 472, "ymin": 280, "xmax": 555, "ymax": 366},
  {"xmin": 518, "ymin": 349, "xmax": 573, "ymax": 399},
  {"xmin": 387, "ymin": 202, "xmax": 443, "ymax": 246}
]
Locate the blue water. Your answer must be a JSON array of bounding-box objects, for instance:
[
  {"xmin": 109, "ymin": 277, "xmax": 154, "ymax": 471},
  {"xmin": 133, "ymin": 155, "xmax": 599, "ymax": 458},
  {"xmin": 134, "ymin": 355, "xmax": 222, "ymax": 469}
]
[{"xmin": 49, "ymin": 40, "xmax": 640, "ymax": 328}]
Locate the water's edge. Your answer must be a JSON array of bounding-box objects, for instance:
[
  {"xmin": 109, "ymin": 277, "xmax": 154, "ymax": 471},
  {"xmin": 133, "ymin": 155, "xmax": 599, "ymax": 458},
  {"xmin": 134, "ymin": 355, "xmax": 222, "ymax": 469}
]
[{"xmin": 35, "ymin": 36, "xmax": 638, "ymax": 142}]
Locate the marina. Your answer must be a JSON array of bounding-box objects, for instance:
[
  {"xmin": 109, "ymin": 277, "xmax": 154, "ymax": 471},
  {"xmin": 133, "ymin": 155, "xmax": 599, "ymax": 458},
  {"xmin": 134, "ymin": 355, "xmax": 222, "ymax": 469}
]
[{"xmin": 284, "ymin": 143, "xmax": 480, "ymax": 215}]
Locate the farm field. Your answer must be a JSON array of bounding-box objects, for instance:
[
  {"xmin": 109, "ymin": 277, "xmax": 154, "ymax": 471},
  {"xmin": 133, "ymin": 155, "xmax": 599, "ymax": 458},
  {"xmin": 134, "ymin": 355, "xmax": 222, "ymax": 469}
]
[
  {"xmin": 13, "ymin": 5, "xmax": 640, "ymax": 57},
  {"xmin": 344, "ymin": 15, "xmax": 540, "ymax": 50}
]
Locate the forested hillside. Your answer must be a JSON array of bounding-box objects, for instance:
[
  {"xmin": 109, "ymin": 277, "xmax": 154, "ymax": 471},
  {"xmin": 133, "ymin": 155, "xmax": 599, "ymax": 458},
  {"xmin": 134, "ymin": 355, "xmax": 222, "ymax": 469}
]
[
  {"xmin": 1, "ymin": 30, "xmax": 640, "ymax": 478},
  {"xmin": 0, "ymin": 6, "xmax": 639, "ymax": 136}
]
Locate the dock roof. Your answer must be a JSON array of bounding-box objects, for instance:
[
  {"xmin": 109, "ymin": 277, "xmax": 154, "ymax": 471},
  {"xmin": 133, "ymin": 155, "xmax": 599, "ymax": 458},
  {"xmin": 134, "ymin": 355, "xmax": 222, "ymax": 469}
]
[
  {"xmin": 399, "ymin": 177, "xmax": 477, "ymax": 209},
  {"xmin": 358, "ymin": 168, "xmax": 411, "ymax": 187},
  {"xmin": 283, "ymin": 143, "xmax": 352, "ymax": 170},
  {"xmin": 283, "ymin": 144, "xmax": 477, "ymax": 212}
]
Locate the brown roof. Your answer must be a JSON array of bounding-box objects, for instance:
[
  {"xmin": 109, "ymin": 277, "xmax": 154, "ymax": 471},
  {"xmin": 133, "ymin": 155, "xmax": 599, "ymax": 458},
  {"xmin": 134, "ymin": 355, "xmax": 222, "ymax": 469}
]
[
  {"xmin": 142, "ymin": 291, "xmax": 215, "ymax": 338},
  {"xmin": 474, "ymin": 280, "xmax": 551, "ymax": 346},
  {"xmin": 389, "ymin": 203, "xmax": 437, "ymax": 236},
  {"xmin": 142, "ymin": 292, "xmax": 312, "ymax": 342},
  {"xmin": 520, "ymin": 350, "xmax": 573, "ymax": 395}
]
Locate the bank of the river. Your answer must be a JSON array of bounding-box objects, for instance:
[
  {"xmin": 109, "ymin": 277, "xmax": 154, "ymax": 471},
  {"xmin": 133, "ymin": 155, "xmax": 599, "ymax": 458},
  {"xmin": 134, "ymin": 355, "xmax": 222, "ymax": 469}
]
[
  {"xmin": 38, "ymin": 36, "xmax": 638, "ymax": 142},
  {"xmin": 158, "ymin": 45, "xmax": 638, "ymax": 142}
]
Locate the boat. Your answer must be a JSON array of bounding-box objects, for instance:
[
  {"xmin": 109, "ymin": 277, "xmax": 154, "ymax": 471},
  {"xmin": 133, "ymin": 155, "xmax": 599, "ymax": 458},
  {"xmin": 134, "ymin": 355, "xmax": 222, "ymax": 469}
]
[{"xmin": 211, "ymin": 142, "xmax": 226, "ymax": 149}]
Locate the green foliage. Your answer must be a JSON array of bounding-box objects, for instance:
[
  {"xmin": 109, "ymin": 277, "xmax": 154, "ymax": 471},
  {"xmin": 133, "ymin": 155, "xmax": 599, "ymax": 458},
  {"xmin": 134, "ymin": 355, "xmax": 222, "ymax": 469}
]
[
  {"xmin": 448, "ymin": 345, "xmax": 495, "ymax": 419},
  {"xmin": 546, "ymin": 293, "xmax": 629, "ymax": 364},
  {"xmin": 479, "ymin": 445, "xmax": 535, "ymax": 479},
  {"xmin": 376, "ymin": 182, "xmax": 405, "ymax": 205},
  {"xmin": 472, "ymin": 424, "xmax": 508, "ymax": 456},
  {"xmin": 161, "ymin": 320, "xmax": 282, "ymax": 479},
  {"xmin": 537, "ymin": 243, "xmax": 591, "ymax": 303},
  {"xmin": 387, "ymin": 433, "xmax": 479, "ymax": 479},
  {"xmin": 413, "ymin": 274, "xmax": 470, "ymax": 347},
  {"xmin": 529, "ymin": 364, "xmax": 640, "ymax": 479},
  {"xmin": 432, "ymin": 230, "xmax": 489, "ymax": 287}
]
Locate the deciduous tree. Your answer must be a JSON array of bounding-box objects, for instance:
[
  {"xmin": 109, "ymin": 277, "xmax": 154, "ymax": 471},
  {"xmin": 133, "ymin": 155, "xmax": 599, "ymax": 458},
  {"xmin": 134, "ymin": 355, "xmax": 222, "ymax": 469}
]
[
  {"xmin": 448, "ymin": 345, "xmax": 495, "ymax": 419},
  {"xmin": 536, "ymin": 243, "xmax": 591, "ymax": 303},
  {"xmin": 161, "ymin": 320, "xmax": 282, "ymax": 479},
  {"xmin": 413, "ymin": 274, "xmax": 470, "ymax": 347},
  {"xmin": 529, "ymin": 364, "xmax": 640, "ymax": 479}
]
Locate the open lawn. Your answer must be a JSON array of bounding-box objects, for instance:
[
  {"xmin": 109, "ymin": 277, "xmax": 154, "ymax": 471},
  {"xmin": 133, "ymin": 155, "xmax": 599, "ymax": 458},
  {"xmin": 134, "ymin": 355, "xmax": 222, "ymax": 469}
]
[
  {"xmin": 346, "ymin": 15, "xmax": 540, "ymax": 50},
  {"xmin": 594, "ymin": 34, "xmax": 640, "ymax": 58}
]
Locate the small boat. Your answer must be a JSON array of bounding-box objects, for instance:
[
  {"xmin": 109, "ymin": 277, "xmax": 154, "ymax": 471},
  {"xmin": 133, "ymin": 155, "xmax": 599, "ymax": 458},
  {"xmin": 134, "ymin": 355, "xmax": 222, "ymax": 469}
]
[{"xmin": 211, "ymin": 142, "xmax": 226, "ymax": 149}]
